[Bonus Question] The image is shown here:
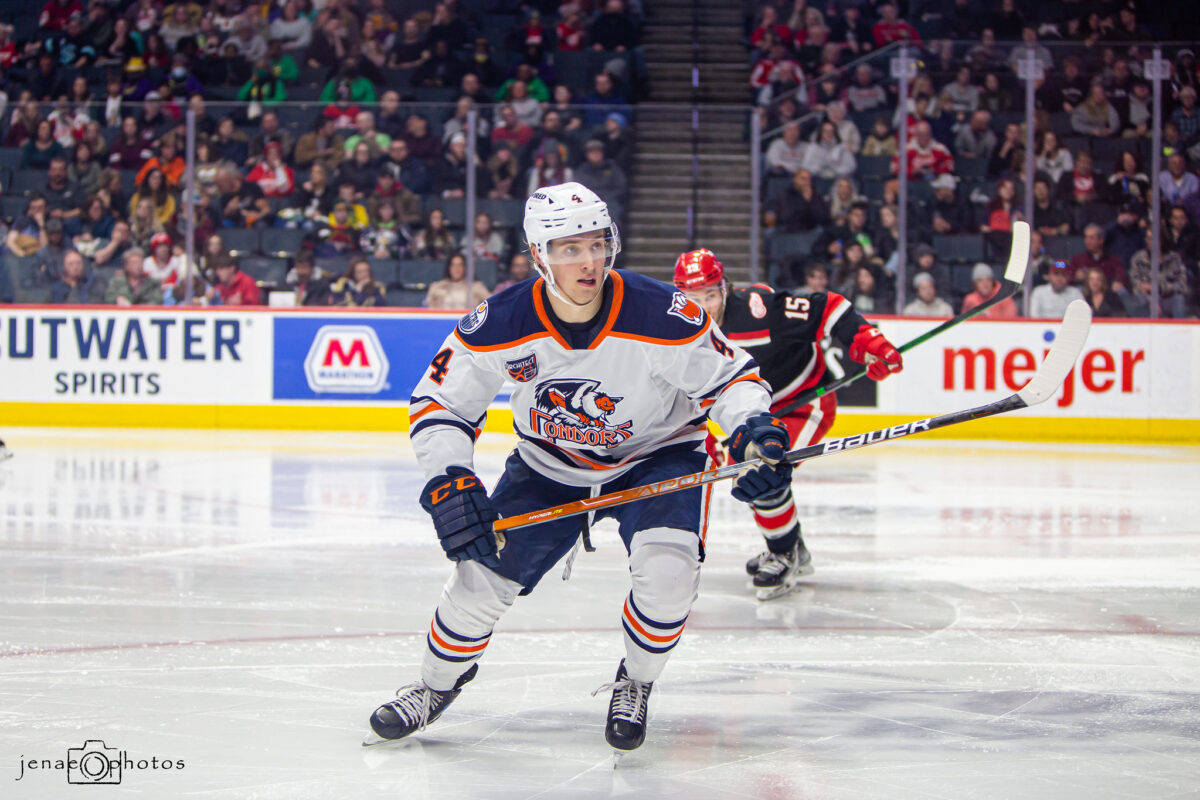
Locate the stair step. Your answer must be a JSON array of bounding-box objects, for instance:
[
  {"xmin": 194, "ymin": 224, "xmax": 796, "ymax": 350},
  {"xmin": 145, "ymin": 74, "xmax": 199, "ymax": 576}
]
[
  {"xmin": 638, "ymin": 141, "xmax": 747, "ymax": 155},
  {"xmin": 642, "ymin": 44, "xmax": 747, "ymax": 60}
]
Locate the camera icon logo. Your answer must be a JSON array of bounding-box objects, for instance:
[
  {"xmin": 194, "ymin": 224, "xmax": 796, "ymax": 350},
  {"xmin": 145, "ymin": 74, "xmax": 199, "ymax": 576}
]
[{"xmin": 66, "ymin": 740, "xmax": 122, "ymax": 784}]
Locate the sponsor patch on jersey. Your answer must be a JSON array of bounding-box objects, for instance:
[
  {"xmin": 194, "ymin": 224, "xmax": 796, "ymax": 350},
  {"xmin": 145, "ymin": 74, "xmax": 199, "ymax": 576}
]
[
  {"xmin": 749, "ymin": 292, "xmax": 767, "ymax": 319},
  {"xmin": 668, "ymin": 292, "xmax": 704, "ymax": 325},
  {"xmin": 529, "ymin": 378, "xmax": 633, "ymax": 448},
  {"xmin": 457, "ymin": 301, "xmax": 489, "ymax": 334},
  {"xmin": 505, "ymin": 353, "xmax": 539, "ymax": 382}
]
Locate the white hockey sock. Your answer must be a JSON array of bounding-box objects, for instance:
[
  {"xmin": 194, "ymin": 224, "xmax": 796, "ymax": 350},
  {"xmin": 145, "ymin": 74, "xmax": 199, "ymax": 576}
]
[
  {"xmin": 420, "ymin": 561, "xmax": 521, "ymax": 691},
  {"xmin": 621, "ymin": 528, "xmax": 701, "ymax": 684}
]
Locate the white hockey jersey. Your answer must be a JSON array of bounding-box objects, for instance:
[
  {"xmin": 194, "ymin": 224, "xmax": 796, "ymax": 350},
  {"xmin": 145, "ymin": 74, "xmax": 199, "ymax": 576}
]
[{"xmin": 408, "ymin": 270, "xmax": 772, "ymax": 486}]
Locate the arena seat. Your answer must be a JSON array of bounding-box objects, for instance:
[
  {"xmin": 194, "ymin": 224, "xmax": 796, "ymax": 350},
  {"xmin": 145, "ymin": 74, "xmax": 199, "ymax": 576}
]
[
  {"xmin": 260, "ymin": 228, "xmax": 306, "ymax": 256},
  {"xmin": 386, "ymin": 287, "xmax": 428, "ymax": 308},
  {"xmin": 239, "ymin": 256, "xmax": 289, "ymax": 285},
  {"xmin": 400, "ymin": 259, "xmax": 445, "ymax": 288},
  {"xmin": 221, "ymin": 228, "xmax": 261, "ymax": 256},
  {"xmin": 932, "ymin": 234, "xmax": 985, "ymax": 263}
]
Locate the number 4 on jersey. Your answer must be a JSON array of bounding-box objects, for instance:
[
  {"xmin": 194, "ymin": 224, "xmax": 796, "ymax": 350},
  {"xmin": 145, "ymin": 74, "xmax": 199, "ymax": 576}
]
[{"xmin": 428, "ymin": 348, "xmax": 453, "ymax": 384}]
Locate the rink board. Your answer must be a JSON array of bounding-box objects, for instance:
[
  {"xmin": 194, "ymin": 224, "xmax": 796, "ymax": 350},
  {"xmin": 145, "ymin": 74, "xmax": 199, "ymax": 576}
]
[{"xmin": 0, "ymin": 306, "xmax": 1197, "ymax": 443}]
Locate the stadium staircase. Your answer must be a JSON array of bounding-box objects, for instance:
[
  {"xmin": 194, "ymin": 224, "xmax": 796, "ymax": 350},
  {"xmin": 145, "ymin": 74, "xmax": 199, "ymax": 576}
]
[{"xmin": 626, "ymin": 0, "xmax": 756, "ymax": 281}]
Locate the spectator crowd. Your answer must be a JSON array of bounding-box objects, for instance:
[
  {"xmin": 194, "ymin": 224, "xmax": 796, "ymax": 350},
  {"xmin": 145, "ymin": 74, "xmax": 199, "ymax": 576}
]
[
  {"xmin": 751, "ymin": 0, "xmax": 1200, "ymax": 319},
  {"xmin": 0, "ymin": 0, "xmax": 640, "ymax": 308}
]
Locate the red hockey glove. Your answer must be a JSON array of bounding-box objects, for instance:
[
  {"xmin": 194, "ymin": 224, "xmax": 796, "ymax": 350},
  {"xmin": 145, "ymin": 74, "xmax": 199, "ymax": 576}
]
[{"xmin": 849, "ymin": 324, "xmax": 903, "ymax": 381}]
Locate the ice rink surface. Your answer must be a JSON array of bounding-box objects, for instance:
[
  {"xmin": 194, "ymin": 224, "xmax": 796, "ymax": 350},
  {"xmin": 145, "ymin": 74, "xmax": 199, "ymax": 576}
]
[{"xmin": 1, "ymin": 427, "xmax": 1198, "ymax": 799}]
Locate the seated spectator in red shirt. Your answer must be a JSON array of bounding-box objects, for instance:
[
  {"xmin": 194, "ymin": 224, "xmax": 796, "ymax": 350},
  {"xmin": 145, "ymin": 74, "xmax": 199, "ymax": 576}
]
[
  {"xmin": 40, "ymin": 0, "xmax": 82, "ymax": 32},
  {"xmin": 556, "ymin": 10, "xmax": 585, "ymax": 51},
  {"xmin": 207, "ymin": 255, "xmax": 261, "ymax": 306},
  {"xmin": 1069, "ymin": 224, "xmax": 1127, "ymax": 292},
  {"xmin": 246, "ymin": 142, "xmax": 295, "ymax": 197},
  {"xmin": 961, "ymin": 263, "xmax": 1018, "ymax": 318},
  {"xmin": 491, "ymin": 104, "xmax": 535, "ymax": 150},
  {"xmin": 750, "ymin": 42, "xmax": 805, "ymax": 106},
  {"xmin": 1062, "ymin": 150, "xmax": 1103, "ymax": 206},
  {"xmin": 891, "ymin": 121, "xmax": 955, "ymax": 179},
  {"xmin": 751, "ymin": 6, "xmax": 792, "ymax": 49},
  {"xmin": 872, "ymin": 2, "xmax": 921, "ymax": 48}
]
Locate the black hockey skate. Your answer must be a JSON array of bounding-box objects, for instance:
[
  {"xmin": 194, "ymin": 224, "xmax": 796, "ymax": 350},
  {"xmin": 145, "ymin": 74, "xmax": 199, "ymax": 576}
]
[
  {"xmin": 746, "ymin": 525, "xmax": 806, "ymax": 576},
  {"xmin": 0, "ymin": 439, "xmax": 11, "ymax": 462},
  {"xmin": 752, "ymin": 541, "xmax": 813, "ymax": 601},
  {"xmin": 592, "ymin": 659, "xmax": 653, "ymax": 751},
  {"xmin": 364, "ymin": 663, "xmax": 478, "ymax": 745}
]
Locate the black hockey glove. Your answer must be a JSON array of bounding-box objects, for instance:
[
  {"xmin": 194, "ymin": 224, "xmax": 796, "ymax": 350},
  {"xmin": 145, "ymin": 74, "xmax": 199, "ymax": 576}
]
[
  {"xmin": 420, "ymin": 466, "xmax": 501, "ymax": 569},
  {"xmin": 727, "ymin": 413, "xmax": 790, "ymax": 465},
  {"xmin": 728, "ymin": 414, "xmax": 793, "ymax": 505},
  {"xmin": 731, "ymin": 462, "xmax": 793, "ymax": 505}
]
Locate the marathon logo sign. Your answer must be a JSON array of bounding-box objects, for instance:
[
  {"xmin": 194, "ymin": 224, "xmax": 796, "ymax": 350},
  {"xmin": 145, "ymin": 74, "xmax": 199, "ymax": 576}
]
[
  {"xmin": 304, "ymin": 325, "xmax": 389, "ymax": 394},
  {"xmin": 821, "ymin": 419, "xmax": 932, "ymax": 453}
]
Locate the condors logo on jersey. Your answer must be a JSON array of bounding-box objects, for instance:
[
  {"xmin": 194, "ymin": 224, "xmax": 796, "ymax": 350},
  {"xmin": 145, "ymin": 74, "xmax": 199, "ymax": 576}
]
[{"xmin": 530, "ymin": 379, "xmax": 633, "ymax": 448}]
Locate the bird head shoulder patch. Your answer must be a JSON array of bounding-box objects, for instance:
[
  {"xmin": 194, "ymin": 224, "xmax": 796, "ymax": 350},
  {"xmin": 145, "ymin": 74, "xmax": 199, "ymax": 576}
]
[{"xmin": 668, "ymin": 292, "xmax": 704, "ymax": 325}]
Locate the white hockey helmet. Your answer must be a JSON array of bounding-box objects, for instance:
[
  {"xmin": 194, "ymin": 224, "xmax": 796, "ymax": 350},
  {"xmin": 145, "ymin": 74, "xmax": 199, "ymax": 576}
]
[{"xmin": 522, "ymin": 181, "xmax": 621, "ymax": 304}]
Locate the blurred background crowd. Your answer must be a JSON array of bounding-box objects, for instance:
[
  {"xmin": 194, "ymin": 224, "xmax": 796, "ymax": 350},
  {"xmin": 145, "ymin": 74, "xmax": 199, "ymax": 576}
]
[{"xmin": 0, "ymin": 0, "xmax": 1195, "ymax": 320}]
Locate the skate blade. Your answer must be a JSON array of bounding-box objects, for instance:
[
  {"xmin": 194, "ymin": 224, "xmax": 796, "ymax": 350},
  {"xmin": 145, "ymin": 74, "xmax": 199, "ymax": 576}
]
[
  {"xmin": 754, "ymin": 566, "xmax": 814, "ymax": 601},
  {"xmin": 361, "ymin": 731, "xmax": 411, "ymax": 747}
]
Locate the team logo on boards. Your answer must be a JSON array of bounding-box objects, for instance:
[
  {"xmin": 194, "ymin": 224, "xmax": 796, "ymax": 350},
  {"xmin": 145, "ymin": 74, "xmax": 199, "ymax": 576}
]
[
  {"xmin": 458, "ymin": 301, "xmax": 489, "ymax": 334},
  {"xmin": 530, "ymin": 378, "xmax": 633, "ymax": 448},
  {"xmin": 303, "ymin": 325, "xmax": 389, "ymax": 394},
  {"xmin": 505, "ymin": 353, "xmax": 539, "ymax": 382},
  {"xmin": 668, "ymin": 291, "xmax": 704, "ymax": 325}
]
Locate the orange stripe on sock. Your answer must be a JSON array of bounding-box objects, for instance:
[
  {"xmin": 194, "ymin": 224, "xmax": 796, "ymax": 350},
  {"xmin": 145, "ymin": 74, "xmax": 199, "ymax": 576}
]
[
  {"xmin": 622, "ymin": 599, "xmax": 684, "ymax": 644},
  {"xmin": 429, "ymin": 623, "xmax": 490, "ymax": 654}
]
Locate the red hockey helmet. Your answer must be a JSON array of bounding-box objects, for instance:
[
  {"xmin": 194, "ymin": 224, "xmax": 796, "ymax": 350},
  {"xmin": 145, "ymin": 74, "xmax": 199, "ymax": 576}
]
[{"xmin": 673, "ymin": 248, "xmax": 725, "ymax": 291}]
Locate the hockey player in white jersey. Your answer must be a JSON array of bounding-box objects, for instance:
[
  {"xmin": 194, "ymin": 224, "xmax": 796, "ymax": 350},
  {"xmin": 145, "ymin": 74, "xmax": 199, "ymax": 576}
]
[{"xmin": 367, "ymin": 182, "xmax": 794, "ymax": 751}]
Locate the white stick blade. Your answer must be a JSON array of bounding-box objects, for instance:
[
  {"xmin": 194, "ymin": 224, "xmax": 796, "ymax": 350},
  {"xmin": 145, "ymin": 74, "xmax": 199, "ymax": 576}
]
[
  {"xmin": 1002, "ymin": 221, "xmax": 1031, "ymax": 285},
  {"xmin": 1017, "ymin": 300, "xmax": 1092, "ymax": 406}
]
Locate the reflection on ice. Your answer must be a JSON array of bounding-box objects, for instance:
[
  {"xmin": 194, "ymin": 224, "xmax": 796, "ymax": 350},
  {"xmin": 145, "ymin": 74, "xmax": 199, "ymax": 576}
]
[{"xmin": 1, "ymin": 430, "xmax": 1198, "ymax": 798}]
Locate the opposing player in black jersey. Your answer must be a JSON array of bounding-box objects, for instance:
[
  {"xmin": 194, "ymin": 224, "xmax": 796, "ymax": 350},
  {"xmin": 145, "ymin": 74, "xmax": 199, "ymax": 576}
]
[{"xmin": 674, "ymin": 249, "xmax": 903, "ymax": 599}]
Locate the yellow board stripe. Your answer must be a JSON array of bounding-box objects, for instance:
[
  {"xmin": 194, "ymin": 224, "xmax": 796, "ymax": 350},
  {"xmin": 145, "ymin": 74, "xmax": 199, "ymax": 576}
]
[
  {"xmin": 3, "ymin": 403, "xmax": 1199, "ymax": 444},
  {"xmin": 0, "ymin": 403, "xmax": 518, "ymax": 433}
]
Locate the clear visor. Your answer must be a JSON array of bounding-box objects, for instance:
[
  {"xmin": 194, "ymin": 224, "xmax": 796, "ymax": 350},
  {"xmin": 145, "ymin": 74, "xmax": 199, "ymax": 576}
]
[{"xmin": 536, "ymin": 226, "xmax": 621, "ymax": 270}]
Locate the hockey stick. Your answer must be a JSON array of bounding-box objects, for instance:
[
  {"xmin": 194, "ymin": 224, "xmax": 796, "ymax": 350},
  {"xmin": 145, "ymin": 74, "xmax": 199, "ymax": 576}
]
[
  {"xmin": 771, "ymin": 221, "xmax": 1032, "ymax": 419},
  {"xmin": 494, "ymin": 299, "xmax": 1090, "ymax": 542}
]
